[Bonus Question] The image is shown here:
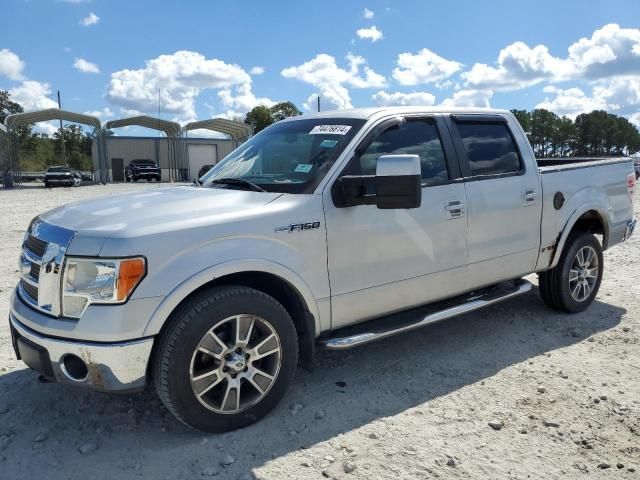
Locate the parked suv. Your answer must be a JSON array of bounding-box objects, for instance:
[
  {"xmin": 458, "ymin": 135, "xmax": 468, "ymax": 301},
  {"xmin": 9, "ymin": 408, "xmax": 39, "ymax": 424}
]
[
  {"xmin": 44, "ymin": 165, "xmax": 81, "ymax": 188},
  {"xmin": 10, "ymin": 107, "xmax": 636, "ymax": 433},
  {"xmin": 126, "ymin": 159, "xmax": 161, "ymax": 182}
]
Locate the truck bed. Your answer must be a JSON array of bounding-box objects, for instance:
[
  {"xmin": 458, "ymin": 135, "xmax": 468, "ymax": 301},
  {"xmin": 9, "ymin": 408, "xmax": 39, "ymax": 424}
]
[
  {"xmin": 535, "ymin": 156, "xmax": 635, "ymax": 271},
  {"xmin": 537, "ymin": 156, "xmax": 632, "ymax": 172}
]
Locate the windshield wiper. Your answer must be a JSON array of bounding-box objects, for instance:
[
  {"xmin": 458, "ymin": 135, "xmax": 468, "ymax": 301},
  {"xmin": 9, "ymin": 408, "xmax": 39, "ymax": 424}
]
[{"xmin": 210, "ymin": 177, "xmax": 266, "ymax": 192}]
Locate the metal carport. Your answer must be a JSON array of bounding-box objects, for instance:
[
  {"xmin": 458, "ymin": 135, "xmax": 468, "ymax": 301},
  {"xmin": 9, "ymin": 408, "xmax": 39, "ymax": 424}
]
[
  {"xmin": 3, "ymin": 108, "xmax": 107, "ymax": 184},
  {"xmin": 104, "ymin": 116, "xmax": 186, "ymax": 182}
]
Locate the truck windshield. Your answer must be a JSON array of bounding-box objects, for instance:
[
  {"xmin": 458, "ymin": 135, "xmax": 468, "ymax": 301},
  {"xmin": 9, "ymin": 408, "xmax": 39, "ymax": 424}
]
[{"xmin": 200, "ymin": 118, "xmax": 365, "ymax": 193}]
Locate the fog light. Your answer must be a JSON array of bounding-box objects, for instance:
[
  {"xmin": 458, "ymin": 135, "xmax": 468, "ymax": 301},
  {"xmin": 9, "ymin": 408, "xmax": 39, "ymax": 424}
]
[{"xmin": 61, "ymin": 354, "xmax": 88, "ymax": 381}]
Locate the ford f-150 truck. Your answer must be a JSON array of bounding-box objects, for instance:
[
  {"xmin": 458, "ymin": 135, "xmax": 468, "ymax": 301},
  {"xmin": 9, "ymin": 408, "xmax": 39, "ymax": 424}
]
[{"xmin": 9, "ymin": 107, "xmax": 636, "ymax": 432}]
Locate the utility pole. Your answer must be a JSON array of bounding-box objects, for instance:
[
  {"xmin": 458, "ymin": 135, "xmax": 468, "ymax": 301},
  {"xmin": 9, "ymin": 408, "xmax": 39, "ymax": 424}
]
[
  {"xmin": 317, "ymin": 95, "xmax": 321, "ymax": 112},
  {"xmin": 57, "ymin": 91, "xmax": 67, "ymax": 165}
]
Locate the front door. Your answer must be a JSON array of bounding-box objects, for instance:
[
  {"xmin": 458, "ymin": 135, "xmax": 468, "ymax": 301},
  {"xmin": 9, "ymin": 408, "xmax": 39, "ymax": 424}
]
[
  {"xmin": 111, "ymin": 158, "xmax": 124, "ymax": 182},
  {"xmin": 447, "ymin": 115, "xmax": 542, "ymax": 288},
  {"xmin": 323, "ymin": 115, "xmax": 469, "ymax": 330}
]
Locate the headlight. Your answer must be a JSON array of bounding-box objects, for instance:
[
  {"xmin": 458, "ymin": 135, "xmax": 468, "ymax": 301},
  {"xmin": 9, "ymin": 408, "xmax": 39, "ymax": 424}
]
[{"xmin": 62, "ymin": 257, "xmax": 146, "ymax": 318}]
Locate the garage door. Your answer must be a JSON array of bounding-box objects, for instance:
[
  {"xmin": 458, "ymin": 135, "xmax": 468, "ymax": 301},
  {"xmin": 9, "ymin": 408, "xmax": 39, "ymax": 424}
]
[{"xmin": 188, "ymin": 144, "xmax": 218, "ymax": 180}]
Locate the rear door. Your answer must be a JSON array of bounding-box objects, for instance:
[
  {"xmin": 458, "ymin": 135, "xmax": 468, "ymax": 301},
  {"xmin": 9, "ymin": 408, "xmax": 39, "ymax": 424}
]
[
  {"xmin": 323, "ymin": 114, "xmax": 469, "ymax": 329},
  {"xmin": 446, "ymin": 114, "xmax": 541, "ymax": 288}
]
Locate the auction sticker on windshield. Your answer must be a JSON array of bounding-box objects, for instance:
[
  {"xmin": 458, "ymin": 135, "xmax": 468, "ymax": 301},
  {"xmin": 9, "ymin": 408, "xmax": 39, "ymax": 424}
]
[{"xmin": 309, "ymin": 125, "xmax": 352, "ymax": 135}]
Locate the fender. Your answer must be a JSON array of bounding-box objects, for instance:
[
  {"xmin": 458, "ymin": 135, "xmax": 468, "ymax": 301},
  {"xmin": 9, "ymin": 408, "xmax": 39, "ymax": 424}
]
[
  {"xmin": 548, "ymin": 202, "xmax": 610, "ymax": 269},
  {"xmin": 142, "ymin": 258, "xmax": 323, "ymax": 337}
]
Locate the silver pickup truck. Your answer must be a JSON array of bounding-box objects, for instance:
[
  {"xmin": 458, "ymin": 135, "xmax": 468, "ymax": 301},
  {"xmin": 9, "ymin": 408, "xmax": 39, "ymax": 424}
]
[{"xmin": 9, "ymin": 107, "xmax": 636, "ymax": 432}]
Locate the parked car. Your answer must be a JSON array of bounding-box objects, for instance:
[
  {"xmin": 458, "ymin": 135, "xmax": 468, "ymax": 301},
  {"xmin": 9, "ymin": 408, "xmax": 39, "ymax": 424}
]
[
  {"xmin": 634, "ymin": 157, "xmax": 640, "ymax": 179},
  {"xmin": 10, "ymin": 107, "xmax": 636, "ymax": 433},
  {"xmin": 43, "ymin": 165, "xmax": 81, "ymax": 188},
  {"xmin": 198, "ymin": 164, "xmax": 215, "ymax": 180},
  {"xmin": 126, "ymin": 159, "xmax": 161, "ymax": 182}
]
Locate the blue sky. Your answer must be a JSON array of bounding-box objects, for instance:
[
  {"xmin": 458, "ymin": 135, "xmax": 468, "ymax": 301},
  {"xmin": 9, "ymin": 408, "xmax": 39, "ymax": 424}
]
[{"xmin": 2, "ymin": 0, "xmax": 640, "ymax": 135}]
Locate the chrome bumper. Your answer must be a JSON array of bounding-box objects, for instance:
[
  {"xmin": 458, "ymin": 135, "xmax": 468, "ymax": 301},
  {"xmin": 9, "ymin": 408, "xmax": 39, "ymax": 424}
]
[{"xmin": 9, "ymin": 314, "xmax": 153, "ymax": 393}]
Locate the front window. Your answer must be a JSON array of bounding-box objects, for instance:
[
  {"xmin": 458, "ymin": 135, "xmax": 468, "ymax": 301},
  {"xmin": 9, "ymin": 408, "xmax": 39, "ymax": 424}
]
[{"xmin": 200, "ymin": 118, "xmax": 365, "ymax": 193}]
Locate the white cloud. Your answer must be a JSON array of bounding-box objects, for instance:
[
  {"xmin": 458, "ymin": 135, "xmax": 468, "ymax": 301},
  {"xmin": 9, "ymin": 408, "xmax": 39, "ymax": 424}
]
[
  {"xmin": 106, "ymin": 50, "xmax": 253, "ymax": 120},
  {"xmin": 393, "ymin": 48, "xmax": 462, "ymax": 85},
  {"xmin": 8, "ymin": 80, "xmax": 58, "ymax": 111},
  {"xmin": 462, "ymin": 42, "xmax": 570, "ymax": 91},
  {"xmin": 0, "ymin": 49, "xmax": 25, "ymax": 81},
  {"xmin": 33, "ymin": 122, "xmax": 59, "ymax": 136},
  {"xmin": 356, "ymin": 26, "xmax": 383, "ymax": 42},
  {"xmin": 282, "ymin": 53, "xmax": 386, "ymax": 110},
  {"xmin": 73, "ymin": 57, "xmax": 100, "ymax": 74},
  {"xmin": 249, "ymin": 66, "xmax": 265, "ymax": 75},
  {"xmin": 79, "ymin": 12, "xmax": 100, "ymax": 26},
  {"xmin": 441, "ymin": 89, "xmax": 493, "ymax": 108},
  {"xmin": 363, "ymin": 8, "xmax": 374, "ymax": 19},
  {"xmin": 84, "ymin": 107, "xmax": 114, "ymax": 119},
  {"xmin": 217, "ymin": 83, "xmax": 275, "ymax": 119},
  {"xmin": 535, "ymin": 77, "xmax": 640, "ymax": 119},
  {"xmin": 372, "ymin": 91, "xmax": 436, "ymax": 106},
  {"xmin": 462, "ymin": 24, "xmax": 640, "ymax": 91},
  {"xmin": 535, "ymin": 87, "xmax": 608, "ymax": 118},
  {"xmin": 628, "ymin": 112, "xmax": 640, "ymax": 128}
]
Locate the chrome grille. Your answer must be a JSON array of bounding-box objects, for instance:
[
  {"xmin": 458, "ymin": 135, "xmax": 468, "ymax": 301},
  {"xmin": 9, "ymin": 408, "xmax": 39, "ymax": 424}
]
[
  {"xmin": 18, "ymin": 219, "xmax": 74, "ymax": 317},
  {"xmin": 20, "ymin": 281, "xmax": 38, "ymax": 302},
  {"xmin": 25, "ymin": 234, "xmax": 48, "ymax": 258},
  {"xmin": 30, "ymin": 263, "xmax": 41, "ymax": 280}
]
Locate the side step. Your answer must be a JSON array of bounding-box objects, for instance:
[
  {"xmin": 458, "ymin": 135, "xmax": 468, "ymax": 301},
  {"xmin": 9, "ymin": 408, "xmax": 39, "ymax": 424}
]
[{"xmin": 321, "ymin": 279, "xmax": 532, "ymax": 350}]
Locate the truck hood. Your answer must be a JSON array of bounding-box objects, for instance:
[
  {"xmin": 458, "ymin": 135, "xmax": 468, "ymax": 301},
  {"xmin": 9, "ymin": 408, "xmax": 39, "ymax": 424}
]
[{"xmin": 40, "ymin": 186, "xmax": 283, "ymax": 238}]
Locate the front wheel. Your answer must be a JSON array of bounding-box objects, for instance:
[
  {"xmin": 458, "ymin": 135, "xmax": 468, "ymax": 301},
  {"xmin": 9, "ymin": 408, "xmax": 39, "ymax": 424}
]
[
  {"xmin": 153, "ymin": 286, "xmax": 298, "ymax": 432},
  {"xmin": 538, "ymin": 232, "xmax": 603, "ymax": 313}
]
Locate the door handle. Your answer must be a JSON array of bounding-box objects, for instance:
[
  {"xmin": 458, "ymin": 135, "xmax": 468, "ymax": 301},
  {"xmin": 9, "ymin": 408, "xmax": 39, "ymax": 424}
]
[
  {"xmin": 522, "ymin": 189, "xmax": 537, "ymax": 205},
  {"xmin": 444, "ymin": 200, "xmax": 465, "ymax": 219}
]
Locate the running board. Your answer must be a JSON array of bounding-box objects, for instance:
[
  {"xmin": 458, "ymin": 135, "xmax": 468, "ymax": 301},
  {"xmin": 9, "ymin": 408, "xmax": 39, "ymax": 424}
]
[{"xmin": 321, "ymin": 279, "xmax": 532, "ymax": 350}]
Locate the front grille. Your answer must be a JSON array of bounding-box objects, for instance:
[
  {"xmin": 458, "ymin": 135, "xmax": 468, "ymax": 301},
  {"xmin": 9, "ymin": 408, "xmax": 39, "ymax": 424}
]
[
  {"xmin": 30, "ymin": 263, "xmax": 41, "ymax": 280},
  {"xmin": 21, "ymin": 280, "xmax": 38, "ymax": 302},
  {"xmin": 25, "ymin": 235, "xmax": 48, "ymax": 258}
]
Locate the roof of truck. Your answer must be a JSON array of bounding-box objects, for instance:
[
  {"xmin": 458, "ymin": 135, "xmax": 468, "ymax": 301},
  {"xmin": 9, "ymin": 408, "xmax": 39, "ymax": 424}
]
[{"xmin": 286, "ymin": 106, "xmax": 512, "ymax": 121}]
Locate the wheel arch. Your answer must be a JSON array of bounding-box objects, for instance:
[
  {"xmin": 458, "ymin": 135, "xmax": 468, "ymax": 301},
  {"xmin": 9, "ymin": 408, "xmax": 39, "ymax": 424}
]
[
  {"xmin": 549, "ymin": 206, "xmax": 609, "ymax": 269},
  {"xmin": 144, "ymin": 260, "xmax": 320, "ymax": 370}
]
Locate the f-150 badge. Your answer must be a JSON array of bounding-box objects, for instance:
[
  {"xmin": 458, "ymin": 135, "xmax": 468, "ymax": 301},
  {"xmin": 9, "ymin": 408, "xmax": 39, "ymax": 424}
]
[{"xmin": 275, "ymin": 221, "xmax": 321, "ymax": 233}]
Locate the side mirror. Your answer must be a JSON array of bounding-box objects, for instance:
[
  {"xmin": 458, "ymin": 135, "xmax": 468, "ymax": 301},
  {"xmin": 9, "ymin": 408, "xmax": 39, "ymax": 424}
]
[{"xmin": 334, "ymin": 154, "xmax": 422, "ymax": 209}]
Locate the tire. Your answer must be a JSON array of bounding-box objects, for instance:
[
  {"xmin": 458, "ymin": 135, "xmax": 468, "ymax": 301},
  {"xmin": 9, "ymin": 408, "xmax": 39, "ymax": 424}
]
[
  {"xmin": 146, "ymin": 178, "xmax": 152, "ymax": 182},
  {"xmin": 44, "ymin": 182, "xmax": 49, "ymax": 188},
  {"xmin": 538, "ymin": 232, "xmax": 603, "ymax": 313},
  {"xmin": 155, "ymin": 176, "xmax": 161, "ymax": 182},
  {"xmin": 134, "ymin": 177, "xmax": 140, "ymax": 182},
  {"xmin": 153, "ymin": 286, "xmax": 299, "ymax": 433}
]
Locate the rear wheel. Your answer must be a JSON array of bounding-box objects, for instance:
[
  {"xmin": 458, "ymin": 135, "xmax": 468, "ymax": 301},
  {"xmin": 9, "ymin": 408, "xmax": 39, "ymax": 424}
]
[
  {"xmin": 538, "ymin": 232, "xmax": 603, "ymax": 313},
  {"xmin": 153, "ymin": 286, "xmax": 298, "ymax": 432}
]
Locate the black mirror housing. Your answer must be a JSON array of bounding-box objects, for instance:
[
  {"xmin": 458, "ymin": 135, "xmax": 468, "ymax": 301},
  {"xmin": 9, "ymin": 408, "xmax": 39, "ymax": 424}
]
[{"xmin": 334, "ymin": 154, "xmax": 422, "ymax": 209}]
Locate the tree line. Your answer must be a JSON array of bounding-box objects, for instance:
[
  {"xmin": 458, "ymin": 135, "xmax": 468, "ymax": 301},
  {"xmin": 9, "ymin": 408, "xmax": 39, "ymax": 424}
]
[
  {"xmin": 3, "ymin": 88, "xmax": 639, "ymax": 173},
  {"xmin": 511, "ymin": 109, "xmax": 640, "ymax": 158}
]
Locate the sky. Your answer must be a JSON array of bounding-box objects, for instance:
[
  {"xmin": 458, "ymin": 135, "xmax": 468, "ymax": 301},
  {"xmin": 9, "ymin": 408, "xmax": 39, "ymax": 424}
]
[{"xmin": 1, "ymin": 0, "xmax": 640, "ymax": 136}]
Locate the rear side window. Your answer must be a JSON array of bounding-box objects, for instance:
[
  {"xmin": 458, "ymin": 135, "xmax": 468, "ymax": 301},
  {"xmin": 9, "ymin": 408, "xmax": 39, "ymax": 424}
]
[
  {"xmin": 354, "ymin": 119, "xmax": 449, "ymax": 185},
  {"xmin": 456, "ymin": 122, "xmax": 521, "ymax": 176}
]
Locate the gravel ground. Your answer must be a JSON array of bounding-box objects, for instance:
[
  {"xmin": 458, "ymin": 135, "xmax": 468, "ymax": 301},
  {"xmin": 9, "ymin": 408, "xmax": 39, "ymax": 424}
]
[{"xmin": 0, "ymin": 183, "xmax": 638, "ymax": 480}]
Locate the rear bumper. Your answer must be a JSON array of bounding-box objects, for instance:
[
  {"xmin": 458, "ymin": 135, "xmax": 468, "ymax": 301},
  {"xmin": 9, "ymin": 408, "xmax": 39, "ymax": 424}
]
[{"xmin": 9, "ymin": 314, "xmax": 153, "ymax": 393}]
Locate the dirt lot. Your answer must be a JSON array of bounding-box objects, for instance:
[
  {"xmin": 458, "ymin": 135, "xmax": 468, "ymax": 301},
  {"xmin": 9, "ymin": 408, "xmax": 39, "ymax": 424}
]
[{"xmin": 0, "ymin": 183, "xmax": 638, "ymax": 480}]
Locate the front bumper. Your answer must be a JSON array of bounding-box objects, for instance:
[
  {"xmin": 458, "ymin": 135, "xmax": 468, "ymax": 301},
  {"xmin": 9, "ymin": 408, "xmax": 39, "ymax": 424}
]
[
  {"xmin": 9, "ymin": 314, "xmax": 154, "ymax": 393},
  {"xmin": 46, "ymin": 178, "xmax": 74, "ymax": 185}
]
